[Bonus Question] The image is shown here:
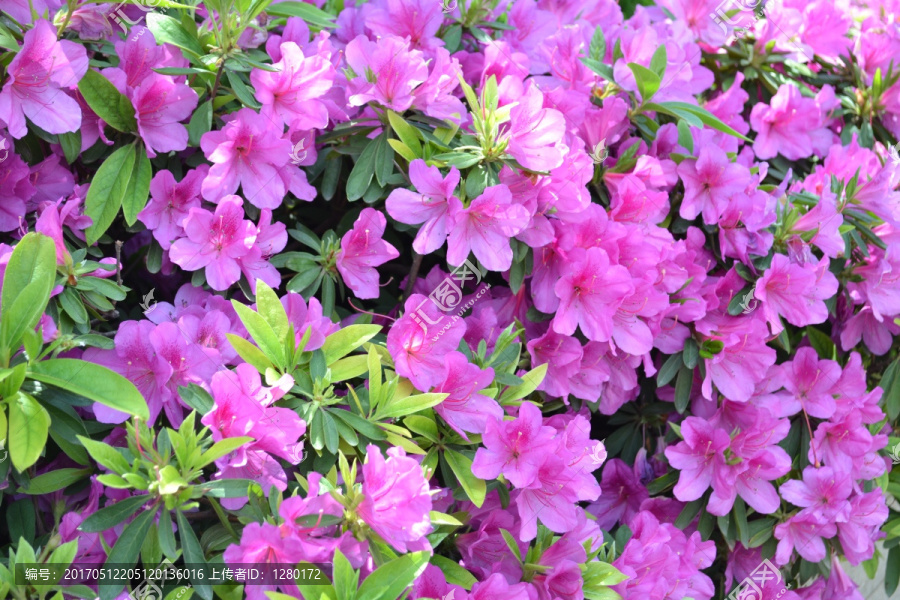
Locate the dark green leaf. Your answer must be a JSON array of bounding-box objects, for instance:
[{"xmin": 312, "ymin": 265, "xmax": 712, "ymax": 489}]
[
  {"xmin": 84, "ymin": 145, "xmax": 136, "ymax": 245},
  {"xmin": 674, "ymin": 366, "xmax": 693, "ymax": 414},
  {"xmin": 177, "ymin": 510, "xmax": 213, "ymax": 600},
  {"xmin": 100, "ymin": 508, "xmax": 156, "ymax": 600},
  {"xmin": 77, "ymin": 70, "xmax": 137, "ymax": 133},
  {"xmin": 80, "ymin": 496, "xmax": 149, "ymax": 533},
  {"xmin": 146, "ymin": 13, "xmax": 204, "ymax": 57}
]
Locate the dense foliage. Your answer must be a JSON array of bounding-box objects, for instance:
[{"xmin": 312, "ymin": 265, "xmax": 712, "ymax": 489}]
[{"xmin": 1, "ymin": 0, "xmax": 900, "ymax": 599}]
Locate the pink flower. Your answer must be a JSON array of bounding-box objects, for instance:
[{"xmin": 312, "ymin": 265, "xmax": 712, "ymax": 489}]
[
  {"xmin": 385, "ymin": 159, "xmax": 459, "ymax": 254},
  {"xmin": 780, "ymin": 466, "xmax": 852, "ymax": 523},
  {"xmin": 251, "ymin": 42, "xmax": 334, "ymax": 130},
  {"xmin": 553, "ymin": 247, "xmax": 635, "ymax": 343},
  {"xmin": 755, "ymin": 254, "xmax": 839, "ymax": 333},
  {"xmin": 774, "ymin": 511, "xmax": 837, "ymax": 565},
  {"xmin": 0, "ymin": 20, "xmax": 88, "ymax": 138},
  {"xmin": 750, "ymin": 84, "xmax": 835, "ymax": 160},
  {"xmin": 665, "ymin": 417, "xmax": 731, "ymax": 503},
  {"xmin": 501, "ymin": 83, "xmax": 566, "ymax": 172},
  {"xmin": 446, "ymin": 185, "xmax": 530, "ymax": 272},
  {"xmin": 200, "ymin": 108, "xmax": 294, "ymax": 209},
  {"xmin": 130, "ymin": 74, "xmax": 197, "ymax": 158},
  {"xmin": 471, "ymin": 401, "xmax": 556, "ymax": 489},
  {"xmin": 239, "ymin": 209, "xmax": 288, "ymax": 293},
  {"xmin": 344, "ymin": 35, "xmax": 429, "ymax": 112},
  {"xmin": 777, "ymin": 347, "xmax": 842, "ymax": 419},
  {"xmin": 431, "ymin": 351, "xmax": 501, "ymax": 439},
  {"xmin": 677, "ymin": 146, "xmax": 751, "ymax": 224},
  {"xmin": 358, "ymin": 444, "xmax": 433, "ymax": 553},
  {"xmin": 169, "ymin": 195, "xmax": 258, "ymax": 291},
  {"xmin": 336, "ymin": 208, "xmax": 399, "ymax": 299},
  {"xmin": 387, "ymin": 294, "xmax": 466, "ymax": 390},
  {"xmin": 138, "ymin": 166, "xmax": 207, "ymax": 249}
]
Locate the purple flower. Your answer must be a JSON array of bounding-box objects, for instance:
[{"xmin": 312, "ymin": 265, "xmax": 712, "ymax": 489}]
[
  {"xmin": 169, "ymin": 195, "xmax": 258, "ymax": 291},
  {"xmin": 446, "ymin": 185, "xmax": 530, "ymax": 272},
  {"xmin": 0, "ymin": 20, "xmax": 88, "ymax": 138},
  {"xmin": 336, "ymin": 208, "xmax": 399, "ymax": 299},
  {"xmin": 200, "ymin": 108, "xmax": 295, "ymax": 209},
  {"xmin": 358, "ymin": 444, "xmax": 432, "ymax": 552}
]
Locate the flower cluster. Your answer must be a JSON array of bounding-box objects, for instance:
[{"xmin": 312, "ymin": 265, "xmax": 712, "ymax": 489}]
[{"xmin": 2, "ymin": 0, "xmax": 900, "ymax": 599}]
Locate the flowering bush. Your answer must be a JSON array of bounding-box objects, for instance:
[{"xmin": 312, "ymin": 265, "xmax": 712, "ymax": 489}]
[{"xmin": 2, "ymin": 0, "xmax": 900, "ymax": 599}]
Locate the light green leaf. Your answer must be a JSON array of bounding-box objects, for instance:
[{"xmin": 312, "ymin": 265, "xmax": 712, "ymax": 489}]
[
  {"xmin": 8, "ymin": 393, "xmax": 50, "ymax": 472},
  {"xmin": 231, "ymin": 301, "xmax": 286, "ymax": 368},
  {"xmin": 84, "ymin": 145, "xmax": 137, "ymax": 245},
  {"xmin": 79, "ymin": 495, "xmax": 149, "ymax": 533},
  {"xmin": 375, "ymin": 392, "xmax": 447, "ymax": 420},
  {"xmin": 76, "ymin": 436, "xmax": 132, "ymax": 474},
  {"xmin": 29, "ymin": 359, "xmax": 149, "ymax": 420},
  {"xmin": 444, "ymin": 448, "xmax": 486, "ymax": 508},
  {"xmin": 356, "ymin": 551, "xmax": 430, "ymax": 600},
  {"xmin": 18, "ymin": 468, "xmax": 91, "ymax": 495},
  {"xmin": 146, "ymin": 13, "xmax": 204, "ymax": 56},
  {"xmin": 264, "ymin": 1, "xmax": 336, "ymax": 28},
  {"xmin": 499, "ymin": 363, "xmax": 547, "ymax": 403},
  {"xmin": 627, "ymin": 63, "xmax": 661, "ymax": 102},
  {"xmin": 321, "ymin": 324, "xmax": 382, "ymax": 364},
  {"xmin": 0, "ymin": 233, "xmax": 56, "ymax": 359}
]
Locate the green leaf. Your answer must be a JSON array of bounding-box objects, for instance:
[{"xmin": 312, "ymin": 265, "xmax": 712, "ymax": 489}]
[
  {"xmin": 18, "ymin": 468, "xmax": 91, "ymax": 495},
  {"xmin": 321, "ymin": 324, "xmax": 382, "ymax": 364},
  {"xmin": 649, "ymin": 45, "xmax": 667, "ymax": 78},
  {"xmin": 198, "ymin": 437, "xmax": 253, "ymax": 468},
  {"xmin": 444, "ymin": 448, "xmax": 486, "ymax": 508},
  {"xmin": 0, "ymin": 233, "xmax": 56, "ymax": 358},
  {"xmin": 226, "ymin": 334, "xmax": 276, "ymax": 374},
  {"xmin": 387, "ymin": 111, "xmax": 422, "ymax": 157},
  {"xmin": 121, "ymin": 145, "xmax": 152, "ymax": 226},
  {"xmin": 8, "ymin": 393, "xmax": 50, "ymax": 471},
  {"xmin": 59, "ymin": 131, "xmax": 82, "ymax": 165},
  {"xmin": 654, "ymin": 101, "xmax": 752, "ymax": 141},
  {"xmin": 227, "ymin": 71, "xmax": 261, "ymax": 109},
  {"xmin": 193, "ymin": 479, "xmax": 258, "ymax": 498},
  {"xmin": 331, "ymin": 549, "xmax": 358, "ymax": 600},
  {"xmin": 887, "ymin": 545, "xmax": 900, "ymax": 596},
  {"xmin": 76, "ymin": 436, "xmax": 131, "ymax": 474},
  {"xmin": 146, "ymin": 13, "xmax": 204, "ymax": 57},
  {"xmin": 29, "ymin": 359, "xmax": 149, "ymax": 420},
  {"xmin": 430, "ymin": 555, "xmax": 477, "ymax": 590},
  {"xmin": 375, "ymin": 392, "xmax": 447, "ymax": 420},
  {"xmin": 346, "ymin": 138, "xmax": 379, "ymax": 201},
  {"xmin": 355, "ymin": 551, "xmax": 430, "ymax": 600},
  {"xmin": 676, "ymin": 119, "xmax": 693, "ymax": 154},
  {"xmin": 188, "ymin": 100, "xmax": 213, "ymax": 146},
  {"xmin": 178, "ymin": 383, "xmax": 215, "ymax": 414},
  {"xmin": 499, "ymin": 364, "xmax": 547, "ymax": 403},
  {"xmin": 231, "ymin": 301, "xmax": 286, "ymax": 368},
  {"xmin": 100, "ymin": 508, "xmax": 156, "ymax": 600},
  {"xmin": 881, "ymin": 357, "xmax": 900, "ymax": 421},
  {"xmin": 265, "ymin": 1, "xmax": 336, "ymax": 28},
  {"xmin": 674, "ymin": 365, "xmax": 693, "ymax": 414},
  {"xmin": 255, "ymin": 279, "xmax": 291, "ymax": 342},
  {"xmin": 79, "ymin": 496, "xmax": 149, "ymax": 533},
  {"xmin": 580, "ymin": 57, "xmax": 615, "ymax": 82},
  {"xmin": 373, "ymin": 132, "xmax": 394, "ymax": 187},
  {"xmin": 806, "ymin": 326, "xmax": 835, "ymax": 360},
  {"xmin": 76, "ymin": 70, "xmax": 137, "ymax": 133},
  {"xmin": 84, "ymin": 145, "xmax": 137, "ymax": 245},
  {"xmin": 627, "ymin": 63, "xmax": 661, "ymax": 102},
  {"xmin": 177, "ymin": 510, "xmax": 213, "ymax": 600},
  {"xmin": 656, "ymin": 353, "xmax": 683, "ymax": 387},
  {"xmin": 589, "ymin": 27, "xmax": 606, "ymax": 61}
]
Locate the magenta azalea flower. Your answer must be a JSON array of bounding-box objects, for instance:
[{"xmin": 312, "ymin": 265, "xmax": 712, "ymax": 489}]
[
  {"xmin": 336, "ymin": 208, "xmax": 399, "ymax": 299},
  {"xmin": 358, "ymin": 444, "xmax": 432, "ymax": 553},
  {"xmin": 344, "ymin": 35, "xmax": 429, "ymax": 112},
  {"xmin": 138, "ymin": 166, "xmax": 208, "ymax": 249},
  {"xmin": 446, "ymin": 185, "xmax": 530, "ymax": 272},
  {"xmin": 0, "ymin": 20, "xmax": 88, "ymax": 139},
  {"xmin": 431, "ymin": 351, "xmax": 500, "ymax": 439},
  {"xmin": 251, "ymin": 41, "xmax": 334, "ymax": 130},
  {"xmin": 200, "ymin": 108, "xmax": 295, "ymax": 209},
  {"xmin": 385, "ymin": 159, "xmax": 459, "ymax": 254},
  {"xmin": 169, "ymin": 195, "xmax": 258, "ymax": 291}
]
